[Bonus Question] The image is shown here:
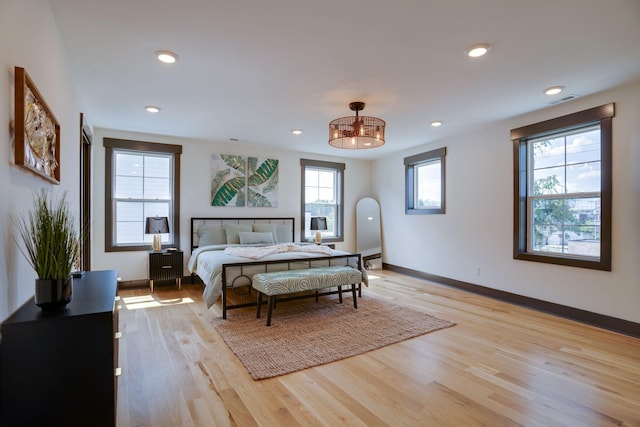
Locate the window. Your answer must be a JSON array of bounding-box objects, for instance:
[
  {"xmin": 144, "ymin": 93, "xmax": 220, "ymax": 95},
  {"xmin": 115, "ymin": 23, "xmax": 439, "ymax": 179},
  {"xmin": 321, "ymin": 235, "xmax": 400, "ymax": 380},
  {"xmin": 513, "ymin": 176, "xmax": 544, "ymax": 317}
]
[
  {"xmin": 104, "ymin": 138, "xmax": 182, "ymax": 252},
  {"xmin": 512, "ymin": 103, "xmax": 614, "ymax": 270},
  {"xmin": 300, "ymin": 159, "xmax": 344, "ymax": 242},
  {"xmin": 404, "ymin": 147, "xmax": 446, "ymax": 214}
]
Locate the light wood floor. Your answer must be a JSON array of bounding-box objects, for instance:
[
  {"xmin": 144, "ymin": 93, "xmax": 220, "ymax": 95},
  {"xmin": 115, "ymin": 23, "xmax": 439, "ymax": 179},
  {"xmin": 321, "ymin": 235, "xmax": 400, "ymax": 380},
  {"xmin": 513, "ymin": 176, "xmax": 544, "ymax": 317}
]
[{"xmin": 115, "ymin": 270, "xmax": 640, "ymax": 426}]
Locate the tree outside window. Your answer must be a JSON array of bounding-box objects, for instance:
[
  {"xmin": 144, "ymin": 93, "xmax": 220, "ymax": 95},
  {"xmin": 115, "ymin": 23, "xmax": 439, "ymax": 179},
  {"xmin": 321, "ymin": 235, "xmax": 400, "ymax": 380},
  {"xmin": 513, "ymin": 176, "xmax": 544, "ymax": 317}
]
[{"xmin": 512, "ymin": 103, "xmax": 613, "ymax": 270}]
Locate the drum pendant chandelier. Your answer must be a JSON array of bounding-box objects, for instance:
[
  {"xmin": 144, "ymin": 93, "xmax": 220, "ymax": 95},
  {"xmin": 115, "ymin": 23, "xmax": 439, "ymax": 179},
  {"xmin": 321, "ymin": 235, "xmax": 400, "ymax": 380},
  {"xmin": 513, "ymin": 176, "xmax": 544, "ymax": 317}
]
[{"xmin": 328, "ymin": 102, "xmax": 385, "ymax": 149}]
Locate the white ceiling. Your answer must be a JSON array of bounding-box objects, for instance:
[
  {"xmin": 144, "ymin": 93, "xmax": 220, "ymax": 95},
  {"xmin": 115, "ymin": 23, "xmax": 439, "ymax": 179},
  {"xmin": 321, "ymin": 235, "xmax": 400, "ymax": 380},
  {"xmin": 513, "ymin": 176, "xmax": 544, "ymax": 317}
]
[{"xmin": 48, "ymin": 0, "xmax": 640, "ymax": 160}]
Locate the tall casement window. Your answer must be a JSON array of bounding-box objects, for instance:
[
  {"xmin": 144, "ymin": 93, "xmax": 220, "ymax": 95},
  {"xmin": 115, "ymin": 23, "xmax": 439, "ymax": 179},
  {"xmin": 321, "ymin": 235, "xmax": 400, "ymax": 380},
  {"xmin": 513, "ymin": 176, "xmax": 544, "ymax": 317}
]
[
  {"xmin": 405, "ymin": 147, "xmax": 446, "ymax": 214},
  {"xmin": 104, "ymin": 138, "xmax": 182, "ymax": 252},
  {"xmin": 300, "ymin": 159, "xmax": 344, "ymax": 242},
  {"xmin": 512, "ymin": 103, "xmax": 614, "ymax": 270}
]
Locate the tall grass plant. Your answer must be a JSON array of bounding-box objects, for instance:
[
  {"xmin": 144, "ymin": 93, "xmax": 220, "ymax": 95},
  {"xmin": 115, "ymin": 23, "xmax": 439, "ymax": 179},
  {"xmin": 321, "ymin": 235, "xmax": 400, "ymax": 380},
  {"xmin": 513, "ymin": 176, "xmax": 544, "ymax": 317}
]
[{"xmin": 14, "ymin": 189, "xmax": 79, "ymax": 279}]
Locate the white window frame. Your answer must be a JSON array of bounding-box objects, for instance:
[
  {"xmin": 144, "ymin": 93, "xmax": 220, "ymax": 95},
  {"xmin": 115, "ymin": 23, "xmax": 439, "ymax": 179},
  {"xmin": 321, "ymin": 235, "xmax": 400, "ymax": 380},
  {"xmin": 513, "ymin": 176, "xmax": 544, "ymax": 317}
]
[{"xmin": 526, "ymin": 126, "xmax": 601, "ymax": 258}]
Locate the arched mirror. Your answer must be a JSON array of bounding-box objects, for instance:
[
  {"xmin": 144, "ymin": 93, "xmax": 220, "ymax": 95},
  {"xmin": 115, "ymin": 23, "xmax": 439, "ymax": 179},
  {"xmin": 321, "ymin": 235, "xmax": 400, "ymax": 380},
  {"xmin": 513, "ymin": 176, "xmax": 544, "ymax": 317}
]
[{"xmin": 356, "ymin": 197, "xmax": 381, "ymax": 269}]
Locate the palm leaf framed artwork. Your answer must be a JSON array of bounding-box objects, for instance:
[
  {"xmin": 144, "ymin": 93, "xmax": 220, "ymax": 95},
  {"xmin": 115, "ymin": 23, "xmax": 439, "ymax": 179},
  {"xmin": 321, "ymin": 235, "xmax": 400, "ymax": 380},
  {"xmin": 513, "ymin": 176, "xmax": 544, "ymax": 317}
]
[
  {"xmin": 211, "ymin": 154, "xmax": 279, "ymax": 207},
  {"xmin": 211, "ymin": 154, "xmax": 246, "ymax": 207},
  {"xmin": 247, "ymin": 157, "xmax": 279, "ymax": 207}
]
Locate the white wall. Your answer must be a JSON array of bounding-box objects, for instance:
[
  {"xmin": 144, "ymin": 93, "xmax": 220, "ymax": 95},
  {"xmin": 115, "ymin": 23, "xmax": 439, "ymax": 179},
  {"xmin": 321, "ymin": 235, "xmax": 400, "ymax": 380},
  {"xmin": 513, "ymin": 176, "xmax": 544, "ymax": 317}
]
[
  {"xmin": 373, "ymin": 82, "xmax": 640, "ymax": 323},
  {"xmin": 0, "ymin": 0, "xmax": 82, "ymax": 321},
  {"xmin": 91, "ymin": 128, "xmax": 373, "ymax": 281}
]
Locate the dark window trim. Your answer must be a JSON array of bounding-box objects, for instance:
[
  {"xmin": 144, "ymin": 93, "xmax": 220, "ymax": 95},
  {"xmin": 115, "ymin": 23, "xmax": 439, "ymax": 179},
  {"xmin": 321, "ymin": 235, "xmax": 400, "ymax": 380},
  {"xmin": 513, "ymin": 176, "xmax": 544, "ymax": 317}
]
[
  {"xmin": 511, "ymin": 103, "xmax": 614, "ymax": 271},
  {"xmin": 104, "ymin": 137, "xmax": 182, "ymax": 252},
  {"xmin": 404, "ymin": 147, "xmax": 446, "ymax": 215},
  {"xmin": 300, "ymin": 158, "xmax": 345, "ymax": 243}
]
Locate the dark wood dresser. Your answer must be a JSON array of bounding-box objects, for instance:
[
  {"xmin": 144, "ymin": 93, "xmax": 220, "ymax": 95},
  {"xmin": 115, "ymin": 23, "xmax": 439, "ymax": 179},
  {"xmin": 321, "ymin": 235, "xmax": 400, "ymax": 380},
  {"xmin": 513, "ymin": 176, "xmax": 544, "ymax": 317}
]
[{"xmin": 0, "ymin": 270, "xmax": 120, "ymax": 426}]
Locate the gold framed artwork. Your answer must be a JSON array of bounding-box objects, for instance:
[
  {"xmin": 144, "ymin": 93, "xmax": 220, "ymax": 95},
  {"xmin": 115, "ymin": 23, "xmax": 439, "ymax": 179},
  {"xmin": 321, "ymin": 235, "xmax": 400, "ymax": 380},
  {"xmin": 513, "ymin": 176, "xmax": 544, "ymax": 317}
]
[{"xmin": 14, "ymin": 66, "xmax": 61, "ymax": 184}]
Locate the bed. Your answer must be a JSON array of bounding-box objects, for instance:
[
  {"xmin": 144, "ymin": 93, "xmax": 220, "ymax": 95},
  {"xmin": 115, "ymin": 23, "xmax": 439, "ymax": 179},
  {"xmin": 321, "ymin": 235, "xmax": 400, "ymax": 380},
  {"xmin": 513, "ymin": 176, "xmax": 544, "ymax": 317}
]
[{"xmin": 188, "ymin": 217, "xmax": 367, "ymax": 318}]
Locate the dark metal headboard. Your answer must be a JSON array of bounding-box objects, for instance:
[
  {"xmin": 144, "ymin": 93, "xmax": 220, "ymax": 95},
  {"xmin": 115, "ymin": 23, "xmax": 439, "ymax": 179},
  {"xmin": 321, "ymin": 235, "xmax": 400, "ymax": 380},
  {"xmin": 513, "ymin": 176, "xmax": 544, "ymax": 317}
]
[{"xmin": 190, "ymin": 217, "xmax": 295, "ymax": 252}]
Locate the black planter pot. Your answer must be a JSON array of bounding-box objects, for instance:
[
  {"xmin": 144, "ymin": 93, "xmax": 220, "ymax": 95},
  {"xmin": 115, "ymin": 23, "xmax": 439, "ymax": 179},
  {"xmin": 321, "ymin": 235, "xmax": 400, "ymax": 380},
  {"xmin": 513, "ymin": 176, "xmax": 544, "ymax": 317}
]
[{"xmin": 35, "ymin": 277, "xmax": 73, "ymax": 311}]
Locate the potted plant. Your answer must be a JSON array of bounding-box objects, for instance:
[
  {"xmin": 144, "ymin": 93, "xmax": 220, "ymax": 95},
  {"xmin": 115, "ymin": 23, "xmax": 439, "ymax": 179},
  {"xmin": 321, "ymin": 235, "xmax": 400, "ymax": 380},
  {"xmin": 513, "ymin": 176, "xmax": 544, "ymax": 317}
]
[{"xmin": 14, "ymin": 189, "xmax": 80, "ymax": 310}]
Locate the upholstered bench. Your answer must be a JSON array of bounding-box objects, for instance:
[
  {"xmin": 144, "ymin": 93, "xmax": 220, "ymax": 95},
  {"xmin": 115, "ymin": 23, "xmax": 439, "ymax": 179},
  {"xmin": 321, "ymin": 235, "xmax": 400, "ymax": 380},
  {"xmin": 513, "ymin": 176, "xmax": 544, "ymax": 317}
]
[{"xmin": 252, "ymin": 265, "xmax": 362, "ymax": 326}]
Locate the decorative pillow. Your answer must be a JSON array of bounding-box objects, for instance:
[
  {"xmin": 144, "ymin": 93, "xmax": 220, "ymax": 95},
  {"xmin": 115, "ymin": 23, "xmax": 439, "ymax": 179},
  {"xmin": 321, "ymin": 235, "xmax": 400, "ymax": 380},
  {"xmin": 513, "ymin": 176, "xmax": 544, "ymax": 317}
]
[
  {"xmin": 252, "ymin": 223, "xmax": 278, "ymax": 243},
  {"xmin": 224, "ymin": 224, "xmax": 252, "ymax": 244},
  {"xmin": 275, "ymin": 223, "xmax": 293, "ymax": 243},
  {"xmin": 197, "ymin": 225, "xmax": 227, "ymax": 246},
  {"xmin": 238, "ymin": 231, "xmax": 275, "ymax": 245}
]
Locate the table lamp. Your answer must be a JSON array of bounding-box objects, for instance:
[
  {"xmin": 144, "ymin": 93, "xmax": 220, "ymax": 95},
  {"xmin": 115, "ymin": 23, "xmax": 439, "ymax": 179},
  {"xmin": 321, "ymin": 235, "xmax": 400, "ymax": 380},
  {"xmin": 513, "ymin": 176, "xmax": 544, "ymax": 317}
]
[
  {"xmin": 310, "ymin": 217, "xmax": 327, "ymax": 245},
  {"xmin": 145, "ymin": 216, "xmax": 169, "ymax": 252}
]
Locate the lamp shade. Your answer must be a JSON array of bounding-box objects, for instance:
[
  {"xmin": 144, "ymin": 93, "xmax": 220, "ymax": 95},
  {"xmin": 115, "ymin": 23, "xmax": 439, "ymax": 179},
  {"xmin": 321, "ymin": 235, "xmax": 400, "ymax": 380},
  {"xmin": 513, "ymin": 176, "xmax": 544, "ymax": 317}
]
[
  {"xmin": 310, "ymin": 217, "xmax": 327, "ymax": 231},
  {"xmin": 145, "ymin": 216, "xmax": 169, "ymax": 234}
]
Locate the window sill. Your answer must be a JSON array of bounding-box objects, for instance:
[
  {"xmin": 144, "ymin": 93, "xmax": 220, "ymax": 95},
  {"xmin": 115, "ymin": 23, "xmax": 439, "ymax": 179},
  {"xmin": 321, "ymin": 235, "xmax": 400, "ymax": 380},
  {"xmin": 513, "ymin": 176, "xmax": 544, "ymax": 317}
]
[{"xmin": 513, "ymin": 252, "xmax": 610, "ymax": 271}]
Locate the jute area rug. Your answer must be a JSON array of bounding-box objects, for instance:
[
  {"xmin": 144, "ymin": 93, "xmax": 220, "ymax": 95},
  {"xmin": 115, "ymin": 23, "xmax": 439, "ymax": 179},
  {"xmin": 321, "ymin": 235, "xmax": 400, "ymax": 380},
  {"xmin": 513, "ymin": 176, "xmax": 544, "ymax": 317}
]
[{"xmin": 211, "ymin": 296, "xmax": 456, "ymax": 380}]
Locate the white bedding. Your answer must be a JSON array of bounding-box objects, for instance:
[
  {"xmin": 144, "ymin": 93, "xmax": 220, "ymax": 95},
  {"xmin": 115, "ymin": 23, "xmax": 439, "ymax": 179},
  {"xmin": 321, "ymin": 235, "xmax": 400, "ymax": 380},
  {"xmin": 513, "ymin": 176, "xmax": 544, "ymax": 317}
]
[
  {"xmin": 224, "ymin": 242, "xmax": 333, "ymax": 259},
  {"xmin": 188, "ymin": 244, "xmax": 367, "ymax": 309}
]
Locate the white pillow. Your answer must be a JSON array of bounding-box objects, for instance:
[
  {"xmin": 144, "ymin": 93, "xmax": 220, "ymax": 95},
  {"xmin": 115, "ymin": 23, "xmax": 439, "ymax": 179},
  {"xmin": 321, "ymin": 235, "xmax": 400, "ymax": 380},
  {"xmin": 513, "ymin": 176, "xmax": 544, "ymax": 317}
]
[
  {"xmin": 197, "ymin": 225, "xmax": 227, "ymax": 246},
  {"xmin": 238, "ymin": 231, "xmax": 275, "ymax": 245},
  {"xmin": 275, "ymin": 223, "xmax": 293, "ymax": 243},
  {"xmin": 252, "ymin": 223, "xmax": 278, "ymax": 243},
  {"xmin": 224, "ymin": 224, "xmax": 252, "ymax": 244}
]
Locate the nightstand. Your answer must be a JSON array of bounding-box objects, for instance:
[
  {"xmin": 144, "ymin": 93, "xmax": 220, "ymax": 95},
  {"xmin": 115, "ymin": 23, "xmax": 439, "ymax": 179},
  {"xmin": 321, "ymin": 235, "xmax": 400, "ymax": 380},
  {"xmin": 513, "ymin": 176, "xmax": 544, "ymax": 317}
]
[{"xmin": 149, "ymin": 249, "xmax": 183, "ymax": 292}]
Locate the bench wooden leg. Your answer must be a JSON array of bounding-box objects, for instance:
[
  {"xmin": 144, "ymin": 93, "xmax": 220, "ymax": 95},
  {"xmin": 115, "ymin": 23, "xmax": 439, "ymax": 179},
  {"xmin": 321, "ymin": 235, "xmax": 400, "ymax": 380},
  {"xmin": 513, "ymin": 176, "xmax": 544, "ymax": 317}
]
[
  {"xmin": 256, "ymin": 291, "xmax": 263, "ymax": 318},
  {"xmin": 338, "ymin": 286, "xmax": 343, "ymax": 303},
  {"xmin": 352, "ymin": 283, "xmax": 357, "ymax": 309},
  {"xmin": 266, "ymin": 295, "xmax": 275, "ymax": 326}
]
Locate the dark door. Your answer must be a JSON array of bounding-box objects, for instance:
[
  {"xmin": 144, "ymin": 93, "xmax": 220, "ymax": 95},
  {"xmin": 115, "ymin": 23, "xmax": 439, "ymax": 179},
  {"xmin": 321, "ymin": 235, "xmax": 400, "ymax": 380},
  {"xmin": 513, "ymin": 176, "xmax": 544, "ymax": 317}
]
[{"xmin": 80, "ymin": 113, "xmax": 92, "ymax": 271}]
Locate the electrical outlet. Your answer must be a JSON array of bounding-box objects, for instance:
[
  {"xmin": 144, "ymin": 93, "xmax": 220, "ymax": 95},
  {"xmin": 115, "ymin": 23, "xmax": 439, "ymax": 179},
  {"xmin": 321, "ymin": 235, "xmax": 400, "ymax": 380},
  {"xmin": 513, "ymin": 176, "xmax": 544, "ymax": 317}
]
[{"xmin": 474, "ymin": 266, "xmax": 481, "ymax": 276}]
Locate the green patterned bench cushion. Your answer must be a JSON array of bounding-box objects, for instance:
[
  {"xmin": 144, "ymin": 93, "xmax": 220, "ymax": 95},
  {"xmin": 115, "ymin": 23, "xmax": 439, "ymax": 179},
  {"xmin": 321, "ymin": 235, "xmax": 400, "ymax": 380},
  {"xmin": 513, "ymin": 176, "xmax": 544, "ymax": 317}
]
[{"xmin": 252, "ymin": 266, "xmax": 362, "ymax": 296}]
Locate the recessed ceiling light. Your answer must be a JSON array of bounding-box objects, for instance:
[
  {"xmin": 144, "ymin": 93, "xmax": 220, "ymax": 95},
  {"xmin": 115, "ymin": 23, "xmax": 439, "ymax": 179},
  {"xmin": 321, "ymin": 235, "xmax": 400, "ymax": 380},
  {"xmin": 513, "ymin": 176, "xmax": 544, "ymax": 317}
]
[
  {"xmin": 466, "ymin": 43, "xmax": 492, "ymax": 58},
  {"xmin": 291, "ymin": 129, "xmax": 303, "ymax": 135},
  {"xmin": 430, "ymin": 120, "xmax": 443, "ymax": 127},
  {"xmin": 145, "ymin": 106, "xmax": 161, "ymax": 113},
  {"xmin": 544, "ymin": 85, "xmax": 565, "ymax": 95},
  {"xmin": 155, "ymin": 50, "xmax": 178, "ymax": 64}
]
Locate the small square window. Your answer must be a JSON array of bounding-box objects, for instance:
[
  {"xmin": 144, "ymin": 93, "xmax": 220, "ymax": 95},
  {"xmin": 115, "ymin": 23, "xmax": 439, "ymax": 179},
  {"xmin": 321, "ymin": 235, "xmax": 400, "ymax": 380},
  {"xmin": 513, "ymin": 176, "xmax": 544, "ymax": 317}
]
[{"xmin": 404, "ymin": 147, "xmax": 446, "ymax": 215}]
